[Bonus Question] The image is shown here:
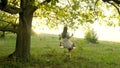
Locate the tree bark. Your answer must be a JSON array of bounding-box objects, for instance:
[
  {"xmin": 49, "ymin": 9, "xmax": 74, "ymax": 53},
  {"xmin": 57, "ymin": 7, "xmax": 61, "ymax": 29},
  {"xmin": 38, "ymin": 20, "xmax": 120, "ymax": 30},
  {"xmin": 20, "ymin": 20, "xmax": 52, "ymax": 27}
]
[{"xmin": 13, "ymin": 6, "xmax": 37, "ymax": 62}]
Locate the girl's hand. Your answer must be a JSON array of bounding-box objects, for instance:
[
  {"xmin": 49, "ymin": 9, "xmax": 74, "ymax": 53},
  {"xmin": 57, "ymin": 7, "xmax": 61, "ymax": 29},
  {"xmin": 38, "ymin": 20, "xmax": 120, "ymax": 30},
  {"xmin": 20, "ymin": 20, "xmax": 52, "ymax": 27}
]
[{"xmin": 71, "ymin": 33, "xmax": 73, "ymax": 36}]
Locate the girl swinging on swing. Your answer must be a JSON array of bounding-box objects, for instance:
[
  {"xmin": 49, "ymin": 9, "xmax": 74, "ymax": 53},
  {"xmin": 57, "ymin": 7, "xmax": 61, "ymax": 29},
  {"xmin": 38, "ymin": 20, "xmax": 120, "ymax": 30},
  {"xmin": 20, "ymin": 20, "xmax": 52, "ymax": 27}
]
[{"xmin": 59, "ymin": 26, "xmax": 75, "ymax": 58}]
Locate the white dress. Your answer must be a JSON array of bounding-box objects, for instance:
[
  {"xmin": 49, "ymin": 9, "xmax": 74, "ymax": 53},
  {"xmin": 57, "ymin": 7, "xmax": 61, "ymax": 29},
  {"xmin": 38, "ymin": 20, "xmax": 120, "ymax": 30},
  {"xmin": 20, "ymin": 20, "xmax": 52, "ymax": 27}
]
[{"xmin": 60, "ymin": 33, "xmax": 73, "ymax": 48}]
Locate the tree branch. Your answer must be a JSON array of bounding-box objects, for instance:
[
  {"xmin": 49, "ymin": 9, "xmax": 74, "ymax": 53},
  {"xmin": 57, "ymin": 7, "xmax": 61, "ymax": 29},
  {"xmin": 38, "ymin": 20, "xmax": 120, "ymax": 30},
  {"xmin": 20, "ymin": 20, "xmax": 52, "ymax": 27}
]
[
  {"xmin": 67, "ymin": 0, "xmax": 72, "ymax": 7},
  {"xmin": 112, "ymin": 0, "xmax": 120, "ymax": 4},
  {"xmin": 95, "ymin": 0, "xmax": 120, "ymax": 15},
  {"xmin": 0, "ymin": 27, "xmax": 17, "ymax": 33},
  {"xmin": 94, "ymin": 0, "xmax": 99, "ymax": 16},
  {"xmin": 0, "ymin": 19, "xmax": 17, "ymax": 33},
  {"xmin": 108, "ymin": 2, "xmax": 120, "ymax": 15},
  {"xmin": 0, "ymin": 19, "xmax": 18, "ymax": 32},
  {"xmin": 0, "ymin": 5, "xmax": 22, "ymax": 14},
  {"xmin": 0, "ymin": 19, "xmax": 18, "ymax": 25}
]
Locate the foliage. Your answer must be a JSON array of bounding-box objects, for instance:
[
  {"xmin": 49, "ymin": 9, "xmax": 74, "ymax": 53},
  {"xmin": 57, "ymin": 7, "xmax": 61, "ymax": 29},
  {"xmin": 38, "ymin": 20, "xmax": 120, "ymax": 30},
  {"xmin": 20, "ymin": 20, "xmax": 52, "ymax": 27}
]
[
  {"xmin": 94, "ymin": 0, "xmax": 120, "ymax": 26},
  {"xmin": 0, "ymin": 0, "xmax": 120, "ymax": 31},
  {"xmin": 8, "ymin": 0, "xmax": 20, "ymax": 7},
  {"xmin": 33, "ymin": 0, "xmax": 98, "ymax": 30},
  {"xmin": 1, "ymin": 0, "xmax": 120, "ymax": 31},
  {"xmin": 34, "ymin": 0, "xmax": 120, "ymax": 30},
  {"xmin": 84, "ymin": 28, "xmax": 98, "ymax": 43},
  {"xmin": 0, "ymin": 11, "xmax": 18, "ymax": 32}
]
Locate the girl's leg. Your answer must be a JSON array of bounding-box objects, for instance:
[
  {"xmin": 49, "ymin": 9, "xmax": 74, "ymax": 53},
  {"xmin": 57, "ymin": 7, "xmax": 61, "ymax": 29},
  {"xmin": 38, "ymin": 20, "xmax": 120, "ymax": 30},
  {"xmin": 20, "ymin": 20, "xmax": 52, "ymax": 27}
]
[
  {"xmin": 59, "ymin": 42, "xmax": 62, "ymax": 46},
  {"xmin": 67, "ymin": 48, "xmax": 73, "ymax": 58},
  {"xmin": 72, "ymin": 42, "xmax": 76, "ymax": 49},
  {"xmin": 72, "ymin": 42, "xmax": 75, "ymax": 47},
  {"xmin": 60, "ymin": 42, "xmax": 64, "ymax": 48}
]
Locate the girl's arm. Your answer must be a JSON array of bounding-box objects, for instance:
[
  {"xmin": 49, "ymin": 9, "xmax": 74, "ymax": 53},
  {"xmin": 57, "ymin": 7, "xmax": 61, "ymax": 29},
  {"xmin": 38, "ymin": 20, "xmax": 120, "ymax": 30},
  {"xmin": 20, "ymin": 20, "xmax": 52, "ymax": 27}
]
[
  {"xmin": 67, "ymin": 33, "xmax": 73, "ymax": 39},
  {"xmin": 59, "ymin": 34, "xmax": 61, "ymax": 40}
]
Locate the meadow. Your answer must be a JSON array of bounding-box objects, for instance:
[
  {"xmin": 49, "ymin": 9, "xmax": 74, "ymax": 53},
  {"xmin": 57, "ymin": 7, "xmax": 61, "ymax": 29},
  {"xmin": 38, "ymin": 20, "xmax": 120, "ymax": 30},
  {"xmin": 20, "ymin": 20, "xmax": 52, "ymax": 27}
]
[{"xmin": 0, "ymin": 33, "xmax": 120, "ymax": 68}]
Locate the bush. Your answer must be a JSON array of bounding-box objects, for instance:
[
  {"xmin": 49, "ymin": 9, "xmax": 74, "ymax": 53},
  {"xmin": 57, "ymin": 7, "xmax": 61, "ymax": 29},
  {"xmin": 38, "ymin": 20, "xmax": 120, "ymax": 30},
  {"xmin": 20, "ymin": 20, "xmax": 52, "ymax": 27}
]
[{"xmin": 84, "ymin": 28, "xmax": 98, "ymax": 43}]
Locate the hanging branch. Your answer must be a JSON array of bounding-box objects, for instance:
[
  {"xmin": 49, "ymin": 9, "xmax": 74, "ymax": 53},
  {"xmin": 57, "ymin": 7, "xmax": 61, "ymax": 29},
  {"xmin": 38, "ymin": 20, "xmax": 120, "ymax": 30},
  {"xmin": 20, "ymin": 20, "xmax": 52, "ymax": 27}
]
[
  {"xmin": 67, "ymin": 0, "xmax": 72, "ymax": 7},
  {"xmin": 94, "ymin": 0, "xmax": 120, "ymax": 16},
  {"xmin": 94, "ymin": 0, "xmax": 99, "ymax": 16},
  {"xmin": 108, "ymin": 2, "xmax": 120, "ymax": 15}
]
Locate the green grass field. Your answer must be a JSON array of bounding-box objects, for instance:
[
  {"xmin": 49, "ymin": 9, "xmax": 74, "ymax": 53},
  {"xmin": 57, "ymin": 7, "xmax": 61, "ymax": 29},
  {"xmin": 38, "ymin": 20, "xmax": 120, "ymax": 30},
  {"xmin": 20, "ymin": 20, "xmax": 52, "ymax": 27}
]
[{"xmin": 0, "ymin": 33, "xmax": 120, "ymax": 68}]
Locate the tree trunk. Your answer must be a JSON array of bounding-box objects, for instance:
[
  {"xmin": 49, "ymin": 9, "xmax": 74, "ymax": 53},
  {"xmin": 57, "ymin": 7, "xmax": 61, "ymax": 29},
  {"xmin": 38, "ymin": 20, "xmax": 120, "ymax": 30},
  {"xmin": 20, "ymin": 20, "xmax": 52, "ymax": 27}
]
[
  {"xmin": 9, "ymin": 6, "xmax": 37, "ymax": 62},
  {"xmin": 15, "ymin": 13, "xmax": 32, "ymax": 62}
]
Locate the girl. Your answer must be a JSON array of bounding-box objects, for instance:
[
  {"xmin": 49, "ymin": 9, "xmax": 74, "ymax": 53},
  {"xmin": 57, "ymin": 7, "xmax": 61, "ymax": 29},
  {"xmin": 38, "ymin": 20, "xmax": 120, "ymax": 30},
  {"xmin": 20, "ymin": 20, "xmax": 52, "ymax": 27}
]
[{"xmin": 59, "ymin": 26, "xmax": 75, "ymax": 58}]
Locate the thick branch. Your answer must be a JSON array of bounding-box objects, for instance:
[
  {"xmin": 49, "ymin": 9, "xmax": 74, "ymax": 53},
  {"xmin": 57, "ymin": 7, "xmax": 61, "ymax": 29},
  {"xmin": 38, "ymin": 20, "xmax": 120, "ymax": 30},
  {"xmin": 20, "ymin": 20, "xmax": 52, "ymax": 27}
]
[
  {"xmin": 0, "ymin": 19, "xmax": 18, "ymax": 25},
  {"xmin": 0, "ymin": 27, "xmax": 17, "ymax": 33},
  {"xmin": 24, "ymin": 6, "xmax": 37, "ymax": 16},
  {"xmin": 102, "ymin": 0, "xmax": 120, "ymax": 3},
  {"xmin": 0, "ymin": 19, "xmax": 18, "ymax": 31},
  {"xmin": 0, "ymin": 0, "xmax": 7, "ymax": 8},
  {"xmin": 113, "ymin": 0, "xmax": 120, "ymax": 4},
  {"xmin": 0, "ymin": 18, "xmax": 18, "ymax": 33},
  {"xmin": 0, "ymin": 5, "xmax": 22, "ymax": 14}
]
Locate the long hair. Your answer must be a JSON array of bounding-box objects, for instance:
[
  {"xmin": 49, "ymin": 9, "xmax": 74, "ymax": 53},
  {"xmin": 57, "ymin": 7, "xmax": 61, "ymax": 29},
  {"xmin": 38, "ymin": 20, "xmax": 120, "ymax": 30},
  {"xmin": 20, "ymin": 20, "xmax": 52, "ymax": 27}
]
[{"xmin": 62, "ymin": 26, "xmax": 67, "ymax": 38}]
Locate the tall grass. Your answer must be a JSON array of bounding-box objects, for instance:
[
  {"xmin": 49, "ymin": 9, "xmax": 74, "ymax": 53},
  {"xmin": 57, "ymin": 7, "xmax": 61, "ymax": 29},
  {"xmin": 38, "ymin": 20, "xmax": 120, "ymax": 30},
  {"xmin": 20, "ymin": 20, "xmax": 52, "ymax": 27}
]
[{"xmin": 0, "ymin": 33, "xmax": 120, "ymax": 68}]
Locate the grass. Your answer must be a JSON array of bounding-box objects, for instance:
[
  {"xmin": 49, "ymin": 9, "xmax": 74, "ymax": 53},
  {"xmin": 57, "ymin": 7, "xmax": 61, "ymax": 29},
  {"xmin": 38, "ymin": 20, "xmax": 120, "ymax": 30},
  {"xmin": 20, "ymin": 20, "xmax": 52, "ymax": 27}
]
[{"xmin": 0, "ymin": 33, "xmax": 120, "ymax": 68}]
